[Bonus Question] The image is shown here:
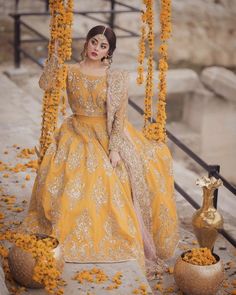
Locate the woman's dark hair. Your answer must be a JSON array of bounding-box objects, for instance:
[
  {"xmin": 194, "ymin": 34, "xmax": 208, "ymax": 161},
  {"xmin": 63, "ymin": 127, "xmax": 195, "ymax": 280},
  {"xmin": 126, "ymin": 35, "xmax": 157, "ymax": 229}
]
[{"xmin": 86, "ymin": 25, "xmax": 116, "ymax": 57}]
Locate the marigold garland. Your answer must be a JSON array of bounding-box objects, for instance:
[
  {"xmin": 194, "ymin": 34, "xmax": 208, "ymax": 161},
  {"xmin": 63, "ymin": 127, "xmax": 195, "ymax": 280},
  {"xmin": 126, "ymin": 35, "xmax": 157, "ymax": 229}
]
[
  {"xmin": 138, "ymin": 0, "xmax": 172, "ymax": 142},
  {"xmin": 138, "ymin": 0, "xmax": 155, "ymax": 136},
  {"xmin": 39, "ymin": 0, "xmax": 74, "ymax": 162},
  {"xmin": 155, "ymin": 0, "xmax": 172, "ymax": 142},
  {"xmin": 136, "ymin": 11, "xmax": 147, "ymax": 85}
]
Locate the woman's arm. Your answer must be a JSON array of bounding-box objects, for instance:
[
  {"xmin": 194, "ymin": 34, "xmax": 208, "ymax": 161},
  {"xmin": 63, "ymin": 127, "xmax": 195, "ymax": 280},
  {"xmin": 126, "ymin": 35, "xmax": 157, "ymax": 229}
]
[
  {"xmin": 108, "ymin": 70, "xmax": 129, "ymax": 153},
  {"xmin": 38, "ymin": 54, "xmax": 60, "ymax": 91}
]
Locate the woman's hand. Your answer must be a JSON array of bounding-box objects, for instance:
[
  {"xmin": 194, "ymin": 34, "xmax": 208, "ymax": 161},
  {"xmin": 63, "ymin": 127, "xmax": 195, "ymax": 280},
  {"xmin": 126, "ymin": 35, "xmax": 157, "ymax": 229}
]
[{"xmin": 109, "ymin": 150, "xmax": 121, "ymax": 168}]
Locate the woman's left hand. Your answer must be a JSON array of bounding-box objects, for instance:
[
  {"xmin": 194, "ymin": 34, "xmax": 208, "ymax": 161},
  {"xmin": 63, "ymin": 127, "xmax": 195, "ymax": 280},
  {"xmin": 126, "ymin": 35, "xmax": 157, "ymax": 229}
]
[{"xmin": 109, "ymin": 150, "xmax": 121, "ymax": 168}]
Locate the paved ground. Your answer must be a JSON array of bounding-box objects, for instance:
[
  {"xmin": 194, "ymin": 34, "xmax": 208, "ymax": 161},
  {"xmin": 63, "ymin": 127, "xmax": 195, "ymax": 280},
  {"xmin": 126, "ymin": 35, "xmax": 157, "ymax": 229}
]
[{"xmin": 0, "ymin": 65, "xmax": 236, "ymax": 295}]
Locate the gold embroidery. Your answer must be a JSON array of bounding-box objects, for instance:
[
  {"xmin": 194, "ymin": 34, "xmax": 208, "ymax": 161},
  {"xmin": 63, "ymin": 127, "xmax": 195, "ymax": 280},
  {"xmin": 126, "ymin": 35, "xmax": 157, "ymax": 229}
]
[
  {"xmin": 47, "ymin": 173, "xmax": 64, "ymax": 198},
  {"xmin": 163, "ymin": 154, "xmax": 174, "ymax": 177},
  {"xmin": 21, "ymin": 65, "xmax": 178, "ymax": 270},
  {"xmin": 99, "ymin": 214, "xmax": 145, "ymax": 269},
  {"xmin": 154, "ymin": 203, "xmax": 179, "ymax": 259},
  {"xmin": 95, "ymin": 125, "xmax": 109, "ymax": 142},
  {"xmin": 106, "ymin": 70, "xmax": 128, "ymax": 150},
  {"xmin": 91, "ymin": 176, "xmax": 108, "ymax": 211},
  {"xmin": 54, "ymin": 138, "xmax": 72, "ymax": 165},
  {"xmin": 67, "ymin": 143, "xmax": 84, "ymax": 170},
  {"xmin": 107, "ymin": 70, "xmax": 153, "ymax": 234},
  {"xmin": 112, "ymin": 183, "xmax": 124, "ymax": 212},
  {"xmin": 65, "ymin": 175, "xmax": 85, "ymax": 210},
  {"xmin": 45, "ymin": 142, "xmax": 57, "ymax": 156},
  {"xmin": 115, "ymin": 163, "xmax": 129, "ymax": 184},
  {"xmin": 48, "ymin": 173, "xmax": 65, "ymax": 223},
  {"xmin": 102, "ymin": 154, "xmax": 113, "ymax": 176},
  {"xmin": 67, "ymin": 66, "xmax": 107, "ymax": 117},
  {"xmin": 62, "ymin": 209, "xmax": 93, "ymax": 260},
  {"xmin": 153, "ymin": 167, "xmax": 167, "ymax": 194},
  {"xmin": 86, "ymin": 142, "xmax": 98, "ymax": 173},
  {"xmin": 127, "ymin": 216, "xmax": 137, "ymax": 237},
  {"xmin": 38, "ymin": 55, "xmax": 60, "ymax": 91}
]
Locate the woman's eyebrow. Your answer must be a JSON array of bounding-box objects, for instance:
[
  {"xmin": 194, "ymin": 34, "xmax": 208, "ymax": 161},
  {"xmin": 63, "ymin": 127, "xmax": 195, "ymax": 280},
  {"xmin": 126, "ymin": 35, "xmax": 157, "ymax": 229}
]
[{"xmin": 93, "ymin": 37, "xmax": 108, "ymax": 46}]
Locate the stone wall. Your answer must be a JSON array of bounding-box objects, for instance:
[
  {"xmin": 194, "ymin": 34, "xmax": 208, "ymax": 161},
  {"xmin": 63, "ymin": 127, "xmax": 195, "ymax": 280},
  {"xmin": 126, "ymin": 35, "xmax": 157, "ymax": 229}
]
[{"xmin": 155, "ymin": 0, "xmax": 236, "ymax": 68}]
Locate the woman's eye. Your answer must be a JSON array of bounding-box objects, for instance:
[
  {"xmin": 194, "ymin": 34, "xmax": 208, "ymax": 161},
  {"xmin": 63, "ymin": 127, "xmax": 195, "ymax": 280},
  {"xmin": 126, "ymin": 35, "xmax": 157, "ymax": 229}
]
[
  {"xmin": 101, "ymin": 45, "xmax": 107, "ymax": 49},
  {"xmin": 91, "ymin": 39, "xmax": 96, "ymax": 45}
]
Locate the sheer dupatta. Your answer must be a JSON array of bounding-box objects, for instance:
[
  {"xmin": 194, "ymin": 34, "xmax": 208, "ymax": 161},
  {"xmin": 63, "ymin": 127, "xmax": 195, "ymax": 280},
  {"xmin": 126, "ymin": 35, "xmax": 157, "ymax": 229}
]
[{"xmin": 106, "ymin": 69, "xmax": 170, "ymax": 279}]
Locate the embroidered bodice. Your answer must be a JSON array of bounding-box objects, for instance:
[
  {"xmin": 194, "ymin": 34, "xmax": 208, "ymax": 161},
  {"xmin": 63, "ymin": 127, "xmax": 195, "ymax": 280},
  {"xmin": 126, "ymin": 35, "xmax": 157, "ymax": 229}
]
[
  {"xmin": 38, "ymin": 59, "xmax": 128, "ymax": 152},
  {"xmin": 66, "ymin": 65, "xmax": 107, "ymax": 117}
]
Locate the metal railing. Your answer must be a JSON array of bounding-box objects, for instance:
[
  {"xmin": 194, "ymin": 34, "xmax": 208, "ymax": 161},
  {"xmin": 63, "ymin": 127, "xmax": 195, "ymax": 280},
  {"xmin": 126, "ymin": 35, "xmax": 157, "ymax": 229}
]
[
  {"xmin": 9, "ymin": 0, "xmax": 236, "ymax": 248},
  {"xmin": 129, "ymin": 99, "xmax": 236, "ymax": 248},
  {"xmin": 9, "ymin": 0, "xmax": 140, "ymax": 68}
]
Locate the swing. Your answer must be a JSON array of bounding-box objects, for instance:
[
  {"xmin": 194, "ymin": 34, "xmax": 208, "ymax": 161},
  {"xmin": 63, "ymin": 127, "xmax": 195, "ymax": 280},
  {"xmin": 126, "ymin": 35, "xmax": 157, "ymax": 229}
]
[{"xmin": 39, "ymin": 0, "xmax": 171, "ymax": 162}]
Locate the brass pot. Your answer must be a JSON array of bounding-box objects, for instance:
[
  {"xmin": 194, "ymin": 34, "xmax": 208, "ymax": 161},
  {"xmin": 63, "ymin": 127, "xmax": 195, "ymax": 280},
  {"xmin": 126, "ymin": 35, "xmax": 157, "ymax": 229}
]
[
  {"xmin": 174, "ymin": 252, "xmax": 224, "ymax": 295},
  {"xmin": 192, "ymin": 176, "xmax": 223, "ymax": 250},
  {"xmin": 8, "ymin": 234, "xmax": 64, "ymax": 288}
]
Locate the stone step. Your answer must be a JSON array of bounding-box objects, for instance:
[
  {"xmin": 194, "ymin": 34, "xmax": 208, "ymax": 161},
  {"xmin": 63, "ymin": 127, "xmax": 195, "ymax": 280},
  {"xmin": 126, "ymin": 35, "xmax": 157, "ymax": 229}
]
[{"xmin": 0, "ymin": 71, "xmax": 41, "ymax": 148}]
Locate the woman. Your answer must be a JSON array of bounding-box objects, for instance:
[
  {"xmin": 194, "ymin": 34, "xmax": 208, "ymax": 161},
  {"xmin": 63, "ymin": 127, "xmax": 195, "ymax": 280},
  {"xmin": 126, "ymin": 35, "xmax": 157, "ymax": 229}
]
[{"xmin": 22, "ymin": 25, "xmax": 179, "ymax": 278}]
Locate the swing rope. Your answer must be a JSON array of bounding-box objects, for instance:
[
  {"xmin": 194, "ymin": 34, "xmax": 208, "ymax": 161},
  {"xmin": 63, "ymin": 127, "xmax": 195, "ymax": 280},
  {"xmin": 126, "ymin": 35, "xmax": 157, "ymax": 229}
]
[
  {"xmin": 39, "ymin": 0, "xmax": 74, "ymax": 163},
  {"xmin": 137, "ymin": 0, "xmax": 172, "ymax": 142}
]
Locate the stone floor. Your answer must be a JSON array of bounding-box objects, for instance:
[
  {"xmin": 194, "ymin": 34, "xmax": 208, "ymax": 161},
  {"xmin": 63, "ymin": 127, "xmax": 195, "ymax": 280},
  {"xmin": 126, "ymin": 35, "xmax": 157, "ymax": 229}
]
[{"xmin": 0, "ymin": 65, "xmax": 236, "ymax": 295}]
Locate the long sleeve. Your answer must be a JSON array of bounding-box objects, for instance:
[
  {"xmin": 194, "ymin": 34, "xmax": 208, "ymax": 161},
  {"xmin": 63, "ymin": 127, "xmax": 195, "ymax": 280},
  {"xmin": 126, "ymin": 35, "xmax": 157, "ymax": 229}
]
[
  {"xmin": 108, "ymin": 71, "xmax": 129, "ymax": 152},
  {"xmin": 38, "ymin": 55, "xmax": 60, "ymax": 91}
]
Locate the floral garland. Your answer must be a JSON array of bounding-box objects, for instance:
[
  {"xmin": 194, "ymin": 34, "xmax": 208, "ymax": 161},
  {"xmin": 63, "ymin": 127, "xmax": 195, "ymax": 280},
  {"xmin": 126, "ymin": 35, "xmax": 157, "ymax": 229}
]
[
  {"xmin": 137, "ymin": 0, "xmax": 172, "ymax": 142},
  {"xmin": 137, "ymin": 0, "xmax": 155, "ymax": 135},
  {"xmin": 39, "ymin": 0, "xmax": 73, "ymax": 162},
  {"xmin": 155, "ymin": 0, "xmax": 172, "ymax": 142}
]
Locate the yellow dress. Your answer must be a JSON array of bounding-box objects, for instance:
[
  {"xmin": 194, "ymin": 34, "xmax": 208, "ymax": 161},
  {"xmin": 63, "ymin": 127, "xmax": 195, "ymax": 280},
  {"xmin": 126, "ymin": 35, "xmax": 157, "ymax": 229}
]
[{"xmin": 22, "ymin": 64, "xmax": 179, "ymax": 273}]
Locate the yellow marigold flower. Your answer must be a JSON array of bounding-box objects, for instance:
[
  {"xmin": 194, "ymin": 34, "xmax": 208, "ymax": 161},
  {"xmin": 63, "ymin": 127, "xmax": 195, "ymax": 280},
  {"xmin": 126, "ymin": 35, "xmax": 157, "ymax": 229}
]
[
  {"xmin": 139, "ymin": 283, "xmax": 148, "ymax": 290},
  {"xmin": 155, "ymin": 283, "xmax": 163, "ymax": 291},
  {"xmin": 25, "ymin": 174, "xmax": 31, "ymax": 181},
  {"xmin": 183, "ymin": 247, "xmax": 217, "ymax": 265},
  {"xmin": 232, "ymin": 280, "xmax": 236, "ymax": 287}
]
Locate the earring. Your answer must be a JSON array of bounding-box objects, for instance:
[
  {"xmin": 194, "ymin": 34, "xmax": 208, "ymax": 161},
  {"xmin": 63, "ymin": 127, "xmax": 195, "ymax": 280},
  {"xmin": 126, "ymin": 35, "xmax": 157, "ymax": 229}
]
[
  {"xmin": 102, "ymin": 54, "xmax": 113, "ymax": 67},
  {"xmin": 80, "ymin": 44, "xmax": 87, "ymax": 61},
  {"xmin": 80, "ymin": 48, "xmax": 87, "ymax": 61}
]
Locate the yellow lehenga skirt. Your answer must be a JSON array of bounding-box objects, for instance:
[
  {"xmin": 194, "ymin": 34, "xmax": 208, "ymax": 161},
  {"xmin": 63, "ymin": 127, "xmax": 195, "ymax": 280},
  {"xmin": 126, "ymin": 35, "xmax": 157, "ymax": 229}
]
[{"xmin": 22, "ymin": 113, "xmax": 178, "ymax": 271}]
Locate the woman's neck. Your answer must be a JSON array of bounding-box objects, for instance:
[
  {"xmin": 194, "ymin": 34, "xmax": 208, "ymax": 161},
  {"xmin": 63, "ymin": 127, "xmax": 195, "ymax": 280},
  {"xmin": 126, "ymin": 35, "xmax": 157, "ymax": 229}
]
[{"xmin": 80, "ymin": 58, "xmax": 104, "ymax": 70}]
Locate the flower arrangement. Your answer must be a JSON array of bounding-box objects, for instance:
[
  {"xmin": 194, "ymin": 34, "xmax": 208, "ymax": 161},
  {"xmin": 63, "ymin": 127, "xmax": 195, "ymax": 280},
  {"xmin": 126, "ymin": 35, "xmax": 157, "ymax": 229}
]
[
  {"xmin": 39, "ymin": 0, "xmax": 74, "ymax": 162},
  {"xmin": 182, "ymin": 248, "xmax": 217, "ymax": 266},
  {"xmin": 137, "ymin": 0, "xmax": 172, "ymax": 142},
  {"xmin": 0, "ymin": 231, "xmax": 65, "ymax": 295}
]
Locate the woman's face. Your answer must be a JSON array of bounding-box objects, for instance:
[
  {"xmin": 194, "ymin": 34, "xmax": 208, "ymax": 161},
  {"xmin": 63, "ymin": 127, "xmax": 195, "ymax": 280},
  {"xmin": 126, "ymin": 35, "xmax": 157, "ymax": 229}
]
[{"xmin": 86, "ymin": 34, "xmax": 110, "ymax": 61}]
